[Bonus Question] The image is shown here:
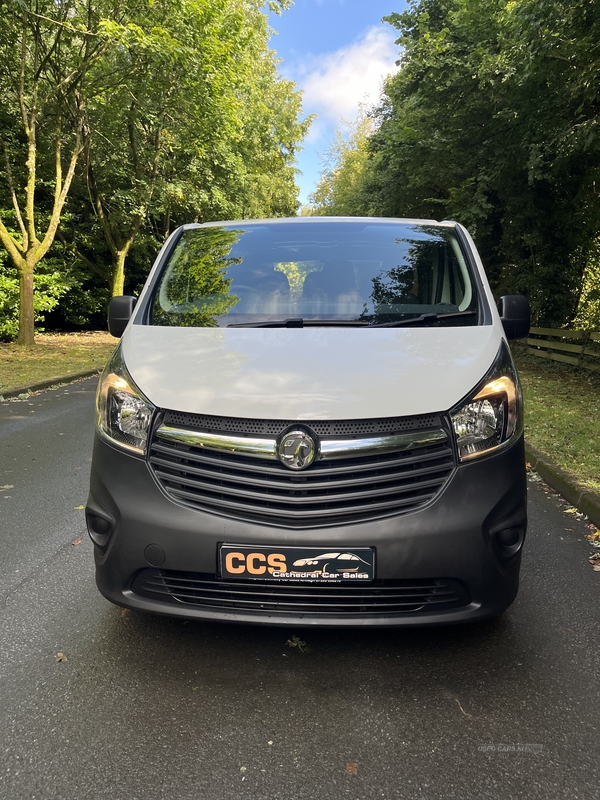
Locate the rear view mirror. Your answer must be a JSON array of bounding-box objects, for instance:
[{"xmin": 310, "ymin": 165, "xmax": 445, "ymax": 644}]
[
  {"xmin": 108, "ymin": 296, "xmax": 137, "ymax": 338},
  {"xmin": 498, "ymin": 295, "xmax": 530, "ymax": 340}
]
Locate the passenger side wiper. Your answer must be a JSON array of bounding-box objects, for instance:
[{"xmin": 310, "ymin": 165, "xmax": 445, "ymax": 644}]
[
  {"xmin": 227, "ymin": 318, "xmax": 369, "ymax": 328},
  {"xmin": 373, "ymin": 311, "xmax": 478, "ymax": 327}
]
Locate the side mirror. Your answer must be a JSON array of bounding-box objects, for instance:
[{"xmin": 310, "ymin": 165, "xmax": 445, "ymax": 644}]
[
  {"xmin": 497, "ymin": 295, "xmax": 530, "ymax": 340},
  {"xmin": 108, "ymin": 296, "xmax": 137, "ymax": 338}
]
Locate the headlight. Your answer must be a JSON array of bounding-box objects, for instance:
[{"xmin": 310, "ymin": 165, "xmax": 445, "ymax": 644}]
[
  {"xmin": 450, "ymin": 343, "xmax": 522, "ymax": 461},
  {"xmin": 96, "ymin": 346, "xmax": 155, "ymax": 455}
]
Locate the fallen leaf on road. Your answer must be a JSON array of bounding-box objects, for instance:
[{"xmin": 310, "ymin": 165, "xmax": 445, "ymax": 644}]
[
  {"xmin": 71, "ymin": 538, "xmax": 82, "ymax": 546},
  {"xmin": 564, "ymin": 507, "xmax": 583, "ymax": 517},
  {"xmin": 286, "ymin": 635, "xmax": 311, "ymax": 653},
  {"xmin": 121, "ymin": 608, "xmax": 130, "ymax": 617},
  {"xmin": 589, "ymin": 553, "xmax": 600, "ymax": 571},
  {"xmin": 74, "ymin": 505, "xmax": 85, "ymax": 510},
  {"xmin": 345, "ymin": 762, "xmax": 359, "ymax": 775},
  {"xmin": 559, "ymin": 627, "xmax": 573, "ymax": 633},
  {"xmin": 56, "ymin": 652, "xmax": 68, "ymax": 663}
]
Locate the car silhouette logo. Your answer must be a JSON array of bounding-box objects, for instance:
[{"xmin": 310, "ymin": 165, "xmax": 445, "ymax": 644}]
[{"xmin": 292, "ymin": 552, "xmax": 370, "ymax": 573}]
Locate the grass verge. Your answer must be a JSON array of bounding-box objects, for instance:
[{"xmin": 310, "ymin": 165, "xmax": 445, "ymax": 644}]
[
  {"xmin": 513, "ymin": 347, "xmax": 600, "ymax": 494},
  {"xmin": 0, "ymin": 331, "xmax": 117, "ymax": 394}
]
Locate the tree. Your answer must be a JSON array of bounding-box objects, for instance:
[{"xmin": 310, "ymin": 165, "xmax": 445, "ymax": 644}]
[
  {"xmin": 0, "ymin": 0, "xmax": 125, "ymax": 344},
  {"xmin": 0, "ymin": 0, "xmax": 310, "ymax": 339},
  {"xmin": 80, "ymin": 0, "xmax": 311, "ymax": 296},
  {"xmin": 329, "ymin": 0, "xmax": 600, "ymax": 325},
  {"xmin": 305, "ymin": 110, "xmax": 375, "ymax": 216}
]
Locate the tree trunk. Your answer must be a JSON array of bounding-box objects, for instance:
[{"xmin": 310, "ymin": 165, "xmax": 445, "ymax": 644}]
[
  {"xmin": 17, "ymin": 267, "xmax": 35, "ymax": 345},
  {"xmin": 111, "ymin": 250, "xmax": 127, "ymax": 296},
  {"xmin": 110, "ymin": 227, "xmax": 139, "ymax": 297}
]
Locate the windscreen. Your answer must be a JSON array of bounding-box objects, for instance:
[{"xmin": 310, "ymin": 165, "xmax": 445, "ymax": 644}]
[{"xmin": 150, "ymin": 221, "xmax": 480, "ymax": 327}]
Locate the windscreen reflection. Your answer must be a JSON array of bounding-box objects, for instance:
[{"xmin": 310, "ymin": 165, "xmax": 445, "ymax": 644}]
[{"xmin": 151, "ymin": 222, "xmax": 478, "ymax": 327}]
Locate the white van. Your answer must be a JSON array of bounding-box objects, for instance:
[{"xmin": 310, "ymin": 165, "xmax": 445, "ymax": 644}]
[{"xmin": 87, "ymin": 217, "xmax": 530, "ymax": 626}]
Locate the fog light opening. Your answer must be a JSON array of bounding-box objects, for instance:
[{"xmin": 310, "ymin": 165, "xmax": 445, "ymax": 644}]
[
  {"xmin": 493, "ymin": 526, "xmax": 525, "ymax": 562},
  {"xmin": 86, "ymin": 511, "xmax": 114, "ymax": 548},
  {"xmin": 497, "ymin": 527, "xmax": 521, "ymax": 547}
]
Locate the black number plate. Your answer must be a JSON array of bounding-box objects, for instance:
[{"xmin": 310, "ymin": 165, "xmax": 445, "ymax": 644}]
[{"xmin": 219, "ymin": 545, "xmax": 375, "ymax": 582}]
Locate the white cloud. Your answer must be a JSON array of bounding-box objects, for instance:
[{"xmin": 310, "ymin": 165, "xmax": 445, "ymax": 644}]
[{"xmin": 297, "ymin": 26, "xmax": 399, "ymax": 126}]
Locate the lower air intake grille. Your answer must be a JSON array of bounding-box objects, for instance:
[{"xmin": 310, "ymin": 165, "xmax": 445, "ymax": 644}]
[{"xmin": 132, "ymin": 570, "xmax": 471, "ymax": 617}]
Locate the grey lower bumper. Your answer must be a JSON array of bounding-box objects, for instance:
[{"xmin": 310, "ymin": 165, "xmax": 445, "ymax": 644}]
[{"xmin": 87, "ymin": 433, "xmax": 527, "ymax": 627}]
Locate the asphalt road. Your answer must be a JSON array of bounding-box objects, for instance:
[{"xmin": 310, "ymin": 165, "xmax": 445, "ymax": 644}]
[{"xmin": 0, "ymin": 379, "xmax": 599, "ymax": 800}]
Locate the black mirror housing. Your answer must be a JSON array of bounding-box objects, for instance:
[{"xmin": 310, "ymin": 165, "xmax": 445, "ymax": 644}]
[
  {"xmin": 108, "ymin": 296, "xmax": 137, "ymax": 338},
  {"xmin": 498, "ymin": 295, "xmax": 530, "ymax": 340}
]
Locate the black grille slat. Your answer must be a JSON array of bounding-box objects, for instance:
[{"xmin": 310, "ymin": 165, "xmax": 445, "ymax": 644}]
[
  {"xmin": 133, "ymin": 570, "xmax": 471, "ymax": 616},
  {"xmin": 142, "ymin": 587, "xmax": 456, "ymax": 610},
  {"xmin": 152, "ymin": 468, "xmax": 450, "ymax": 504},
  {"xmin": 149, "ymin": 413, "xmax": 455, "ymax": 528},
  {"xmin": 164, "ymin": 484, "xmax": 441, "ymax": 519},
  {"xmin": 142, "ymin": 577, "xmax": 457, "ymax": 600}
]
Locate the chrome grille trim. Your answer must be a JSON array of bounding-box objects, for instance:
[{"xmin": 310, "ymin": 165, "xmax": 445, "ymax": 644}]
[
  {"xmin": 156, "ymin": 424, "xmax": 447, "ymax": 461},
  {"xmin": 320, "ymin": 430, "xmax": 447, "ymax": 459},
  {"xmin": 156, "ymin": 425, "xmax": 277, "ymax": 458}
]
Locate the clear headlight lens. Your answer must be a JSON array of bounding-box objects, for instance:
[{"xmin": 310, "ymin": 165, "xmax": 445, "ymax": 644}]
[
  {"xmin": 451, "ymin": 345, "xmax": 522, "ymax": 461},
  {"xmin": 96, "ymin": 347, "xmax": 155, "ymax": 455}
]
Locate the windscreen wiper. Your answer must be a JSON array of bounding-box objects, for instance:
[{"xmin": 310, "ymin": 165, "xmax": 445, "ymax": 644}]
[
  {"xmin": 227, "ymin": 311, "xmax": 478, "ymax": 328},
  {"xmin": 227, "ymin": 318, "xmax": 369, "ymax": 328},
  {"xmin": 373, "ymin": 311, "xmax": 478, "ymax": 328}
]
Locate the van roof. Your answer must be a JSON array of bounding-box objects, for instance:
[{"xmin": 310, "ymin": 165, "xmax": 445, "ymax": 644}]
[{"xmin": 183, "ymin": 216, "xmax": 457, "ymax": 230}]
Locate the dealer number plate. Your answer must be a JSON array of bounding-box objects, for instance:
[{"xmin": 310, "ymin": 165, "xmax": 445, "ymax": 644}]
[{"xmin": 219, "ymin": 545, "xmax": 375, "ymax": 582}]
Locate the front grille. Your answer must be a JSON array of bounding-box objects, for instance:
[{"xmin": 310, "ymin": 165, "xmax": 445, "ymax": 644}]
[
  {"xmin": 163, "ymin": 410, "xmax": 441, "ymax": 437},
  {"xmin": 149, "ymin": 415, "xmax": 455, "ymax": 528},
  {"xmin": 132, "ymin": 570, "xmax": 471, "ymax": 617}
]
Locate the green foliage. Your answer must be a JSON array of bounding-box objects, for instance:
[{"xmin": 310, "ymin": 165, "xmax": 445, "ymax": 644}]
[
  {"xmin": 81, "ymin": 0, "xmax": 311, "ymax": 296},
  {"xmin": 317, "ymin": 0, "xmax": 600, "ymax": 326},
  {"xmin": 0, "ymin": 0, "xmax": 311, "ymax": 338},
  {"xmin": 573, "ymin": 243, "xmax": 600, "ymax": 331},
  {"xmin": 306, "ymin": 111, "xmax": 375, "ymax": 216},
  {"xmin": 0, "ymin": 252, "xmax": 75, "ymax": 341}
]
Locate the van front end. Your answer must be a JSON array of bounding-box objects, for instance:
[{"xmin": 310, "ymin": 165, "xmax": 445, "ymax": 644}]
[
  {"xmin": 88, "ymin": 341, "xmax": 527, "ymax": 626},
  {"xmin": 87, "ymin": 217, "xmax": 530, "ymax": 626}
]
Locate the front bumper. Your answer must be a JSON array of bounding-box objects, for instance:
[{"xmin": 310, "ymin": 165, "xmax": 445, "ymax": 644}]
[{"xmin": 87, "ymin": 433, "xmax": 527, "ymax": 627}]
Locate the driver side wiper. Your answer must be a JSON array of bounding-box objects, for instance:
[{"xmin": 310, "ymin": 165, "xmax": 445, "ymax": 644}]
[
  {"xmin": 373, "ymin": 311, "xmax": 478, "ymax": 327},
  {"xmin": 227, "ymin": 318, "xmax": 369, "ymax": 328}
]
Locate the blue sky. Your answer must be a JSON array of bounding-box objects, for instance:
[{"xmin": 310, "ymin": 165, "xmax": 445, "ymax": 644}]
[{"xmin": 268, "ymin": 0, "xmax": 408, "ymax": 205}]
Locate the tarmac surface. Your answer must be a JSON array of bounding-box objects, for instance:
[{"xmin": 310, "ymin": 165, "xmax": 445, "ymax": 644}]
[{"xmin": 0, "ymin": 379, "xmax": 599, "ymax": 800}]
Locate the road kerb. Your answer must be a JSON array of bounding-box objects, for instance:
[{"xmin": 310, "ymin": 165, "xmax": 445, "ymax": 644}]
[
  {"xmin": 525, "ymin": 442, "xmax": 600, "ymax": 528},
  {"xmin": 0, "ymin": 368, "xmax": 102, "ymax": 400}
]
